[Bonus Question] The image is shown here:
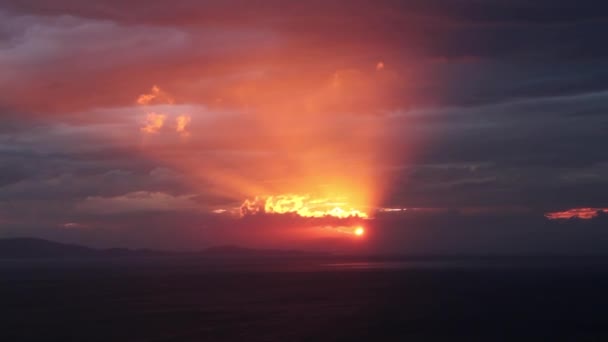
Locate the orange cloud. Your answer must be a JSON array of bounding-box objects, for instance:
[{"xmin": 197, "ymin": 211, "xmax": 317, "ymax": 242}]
[
  {"xmin": 176, "ymin": 114, "xmax": 191, "ymax": 136},
  {"xmin": 241, "ymin": 194, "xmax": 368, "ymax": 219},
  {"xmin": 136, "ymin": 86, "xmax": 192, "ymax": 137},
  {"xmin": 141, "ymin": 112, "xmax": 166, "ymax": 133},
  {"xmin": 137, "ymin": 85, "xmax": 174, "ymax": 105},
  {"xmin": 545, "ymin": 208, "xmax": 608, "ymax": 220},
  {"xmin": 125, "ymin": 49, "xmax": 410, "ymax": 240}
]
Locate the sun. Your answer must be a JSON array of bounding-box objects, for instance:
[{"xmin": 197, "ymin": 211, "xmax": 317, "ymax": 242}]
[{"xmin": 354, "ymin": 227, "xmax": 365, "ymax": 236}]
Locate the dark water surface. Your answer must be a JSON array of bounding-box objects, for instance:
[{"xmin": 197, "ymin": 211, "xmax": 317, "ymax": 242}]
[{"xmin": 2, "ymin": 256, "xmax": 608, "ymax": 341}]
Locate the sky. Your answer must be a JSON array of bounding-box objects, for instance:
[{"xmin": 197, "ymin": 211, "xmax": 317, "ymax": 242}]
[{"xmin": 1, "ymin": 0, "xmax": 608, "ymax": 253}]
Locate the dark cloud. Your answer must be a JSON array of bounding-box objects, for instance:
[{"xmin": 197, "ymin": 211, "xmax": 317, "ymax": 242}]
[
  {"xmin": 2, "ymin": 0, "xmax": 607, "ymax": 113},
  {"xmin": 0, "ymin": 165, "xmax": 28, "ymax": 188}
]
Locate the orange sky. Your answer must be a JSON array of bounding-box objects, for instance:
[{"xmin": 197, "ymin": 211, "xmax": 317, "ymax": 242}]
[
  {"xmin": 2, "ymin": 1, "xmax": 608, "ymax": 252},
  {"xmin": 130, "ymin": 56, "xmax": 411, "ymax": 218}
]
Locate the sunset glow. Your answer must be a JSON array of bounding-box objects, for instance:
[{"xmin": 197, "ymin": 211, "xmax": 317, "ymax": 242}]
[
  {"xmin": 241, "ymin": 195, "xmax": 369, "ymax": 219},
  {"xmin": 4, "ymin": 0, "xmax": 606, "ymax": 255},
  {"xmin": 140, "ymin": 113, "xmax": 166, "ymax": 134},
  {"xmin": 137, "ymin": 85, "xmax": 174, "ymax": 105},
  {"xmin": 4, "ymin": 2, "xmax": 608, "ymax": 339},
  {"xmin": 131, "ymin": 68, "xmax": 393, "ymax": 235},
  {"xmin": 545, "ymin": 208, "xmax": 608, "ymax": 220},
  {"xmin": 175, "ymin": 115, "xmax": 191, "ymax": 136}
]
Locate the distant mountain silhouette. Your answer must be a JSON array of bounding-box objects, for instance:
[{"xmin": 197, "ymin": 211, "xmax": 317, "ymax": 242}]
[
  {"xmin": 0, "ymin": 238, "xmax": 166, "ymax": 258},
  {"xmin": 0, "ymin": 238, "xmax": 97, "ymax": 258},
  {"xmin": 0, "ymin": 238, "xmax": 326, "ymax": 258}
]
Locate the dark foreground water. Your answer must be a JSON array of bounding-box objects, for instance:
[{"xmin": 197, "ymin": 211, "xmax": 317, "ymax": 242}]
[{"xmin": 2, "ymin": 256, "xmax": 608, "ymax": 341}]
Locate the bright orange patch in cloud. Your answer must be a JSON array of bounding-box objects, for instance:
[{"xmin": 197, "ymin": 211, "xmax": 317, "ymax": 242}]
[
  {"xmin": 545, "ymin": 208, "xmax": 608, "ymax": 220},
  {"xmin": 354, "ymin": 226, "xmax": 365, "ymax": 236},
  {"xmin": 137, "ymin": 85, "xmax": 174, "ymax": 105},
  {"xmin": 137, "ymin": 86, "xmax": 192, "ymax": 137},
  {"xmin": 241, "ymin": 194, "xmax": 368, "ymax": 219},
  {"xmin": 175, "ymin": 115, "xmax": 191, "ymax": 136},
  {"xmin": 140, "ymin": 112, "xmax": 166, "ymax": 133}
]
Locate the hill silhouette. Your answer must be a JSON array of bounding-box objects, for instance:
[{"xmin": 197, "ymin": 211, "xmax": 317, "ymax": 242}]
[
  {"xmin": 0, "ymin": 238, "xmax": 170, "ymax": 258},
  {"xmin": 0, "ymin": 238, "xmax": 326, "ymax": 258}
]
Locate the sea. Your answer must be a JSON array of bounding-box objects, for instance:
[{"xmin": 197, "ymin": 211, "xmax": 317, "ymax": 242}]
[{"xmin": 2, "ymin": 255, "xmax": 608, "ymax": 341}]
